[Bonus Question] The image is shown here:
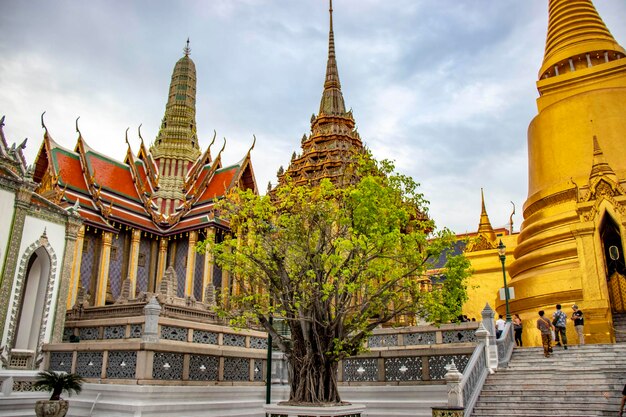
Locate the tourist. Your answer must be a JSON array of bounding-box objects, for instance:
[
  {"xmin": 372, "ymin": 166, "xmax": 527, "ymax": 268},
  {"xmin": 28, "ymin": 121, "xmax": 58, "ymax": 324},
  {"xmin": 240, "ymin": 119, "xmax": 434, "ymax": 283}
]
[
  {"xmin": 513, "ymin": 314, "xmax": 523, "ymax": 346},
  {"xmin": 571, "ymin": 304, "xmax": 584, "ymax": 344},
  {"xmin": 536, "ymin": 310, "xmax": 554, "ymax": 357},
  {"xmin": 495, "ymin": 314, "xmax": 505, "ymax": 339},
  {"xmin": 619, "ymin": 383, "xmax": 626, "ymax": 417},
  {"xmin": 552, "ymin": 304, "xmax": 568, "ymax": 349}
]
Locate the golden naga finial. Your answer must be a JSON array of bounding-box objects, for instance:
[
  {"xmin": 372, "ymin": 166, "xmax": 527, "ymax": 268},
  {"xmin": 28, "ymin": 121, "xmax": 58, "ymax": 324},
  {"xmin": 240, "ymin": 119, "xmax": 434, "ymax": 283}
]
[
  {"xmin": 75, "ymin": 116, "xmax": 82, "ymax": 138},
  {"xmin": 138, "ymin": 123, "xmax": 144, "ymax": 144},
  {"xmin": 219, "ymin": 137, "xmax": 227, "ymax": 154},
  {"xmin": 125, "ymin": 127, "xmax": 130, "ymax": 147},
  {"xmin": 509, "ymin": 201, "xmax": 516, "ymax": 234}
]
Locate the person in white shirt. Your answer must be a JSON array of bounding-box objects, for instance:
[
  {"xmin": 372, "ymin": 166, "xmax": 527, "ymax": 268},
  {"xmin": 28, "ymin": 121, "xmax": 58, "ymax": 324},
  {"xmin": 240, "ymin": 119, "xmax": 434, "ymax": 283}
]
[{"xmin": 495, "ymin": 315, "xmax": 506, "ymax": 339}]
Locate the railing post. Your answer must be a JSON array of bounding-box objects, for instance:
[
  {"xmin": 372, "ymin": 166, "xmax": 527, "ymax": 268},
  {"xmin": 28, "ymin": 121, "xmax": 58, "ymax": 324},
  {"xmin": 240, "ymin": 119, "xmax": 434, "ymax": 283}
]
[
  {"xmin": 142, "ymin": 296, "xmax": 161, "ymax": 343},
  {"xmin": 481, "ymin": 303, "xmax": 498, "ymax": 371},
  {"xmin": 432, "ymin": 362, "xmax": 464, "ymax": 417}
]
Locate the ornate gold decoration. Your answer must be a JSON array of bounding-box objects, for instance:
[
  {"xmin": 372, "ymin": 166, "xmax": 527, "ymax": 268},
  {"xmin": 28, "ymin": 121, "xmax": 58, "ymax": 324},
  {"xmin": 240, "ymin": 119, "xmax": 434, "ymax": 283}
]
[{"xmin": 608, "ymin": 271, "xmax": 626, "ymax": 313}]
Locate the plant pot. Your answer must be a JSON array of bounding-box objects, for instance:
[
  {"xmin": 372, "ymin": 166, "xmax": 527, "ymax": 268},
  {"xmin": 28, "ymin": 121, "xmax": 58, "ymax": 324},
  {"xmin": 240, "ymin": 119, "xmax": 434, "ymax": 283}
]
[{"xmin": 35, "ymin": 400, "xmax": 69, "ymax": 417}]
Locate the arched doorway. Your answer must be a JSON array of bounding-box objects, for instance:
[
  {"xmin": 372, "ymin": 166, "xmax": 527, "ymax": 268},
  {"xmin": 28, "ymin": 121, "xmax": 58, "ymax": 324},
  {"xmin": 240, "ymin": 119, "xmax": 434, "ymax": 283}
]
[
  {"xmin": 13, "ymin": 246, "xmax": 51, "ymax": 351},
  {"xmin": 600, "ymin": 214, "xmax": 626, "ymax": 313}
]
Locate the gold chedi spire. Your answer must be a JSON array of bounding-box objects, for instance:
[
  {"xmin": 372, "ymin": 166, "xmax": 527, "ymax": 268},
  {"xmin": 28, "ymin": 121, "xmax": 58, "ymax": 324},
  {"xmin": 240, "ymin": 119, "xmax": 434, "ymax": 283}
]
[
  {"xmin": 150, "ymin": 41, "xmax": 202, "ymax": 216},
  {"xmin": 477, "ymin": 188, "xmax": 496, "ymax": 242},
  {"xmin": 279, "ymin": 0, "xmax": 363, "ymax": 188},
  {"xmin": 540, "ymin": 0, "xmax": 625, "ymax": 79}
]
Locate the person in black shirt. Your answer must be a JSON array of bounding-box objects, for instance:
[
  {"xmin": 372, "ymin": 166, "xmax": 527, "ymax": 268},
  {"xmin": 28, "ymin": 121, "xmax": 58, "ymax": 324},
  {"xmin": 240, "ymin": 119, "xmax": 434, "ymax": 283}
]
[{"xmin": 571, "ymin": 304, "xmax": 584, "ymax": 345}]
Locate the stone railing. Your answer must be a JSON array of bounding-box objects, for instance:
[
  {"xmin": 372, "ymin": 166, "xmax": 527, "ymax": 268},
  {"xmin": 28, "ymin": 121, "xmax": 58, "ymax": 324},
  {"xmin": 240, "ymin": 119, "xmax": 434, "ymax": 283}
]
[{"xmin": 432, "ymin": 303, "xmax": 516, "ymax": 417}]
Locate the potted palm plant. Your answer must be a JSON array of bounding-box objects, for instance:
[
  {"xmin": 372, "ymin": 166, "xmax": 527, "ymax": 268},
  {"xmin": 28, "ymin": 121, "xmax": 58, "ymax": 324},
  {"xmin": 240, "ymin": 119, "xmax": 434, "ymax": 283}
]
[{"xmin": 33, "ymin": 370, "xmax": 84, "ymax": 417}]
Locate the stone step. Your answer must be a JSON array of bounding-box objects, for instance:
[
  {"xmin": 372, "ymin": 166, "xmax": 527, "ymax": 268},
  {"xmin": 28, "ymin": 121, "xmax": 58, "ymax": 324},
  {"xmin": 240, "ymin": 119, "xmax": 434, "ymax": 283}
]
[{"xmin": 472, "ymin": 407, "xmax": 611, "ymax": 417}]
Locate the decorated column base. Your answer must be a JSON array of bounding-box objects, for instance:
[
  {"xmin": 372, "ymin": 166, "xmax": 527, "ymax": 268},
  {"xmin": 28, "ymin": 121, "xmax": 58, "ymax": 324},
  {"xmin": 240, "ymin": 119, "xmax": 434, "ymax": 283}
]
[
  {"xmin": 432, "ymin": 406, "xmax": 464, "ymax": 417},
  {"xmin": 264, "ymin": 403, "xmax": 366, "ymax": 417}
]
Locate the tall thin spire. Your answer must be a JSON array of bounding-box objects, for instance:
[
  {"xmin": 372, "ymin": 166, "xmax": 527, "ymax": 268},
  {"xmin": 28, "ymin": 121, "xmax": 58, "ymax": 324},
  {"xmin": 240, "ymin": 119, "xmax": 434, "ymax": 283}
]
[
  {"xmin": 589, "ymin": 135, "xmax": 617, "ymax": 181},
  {"xmin": 477, "ymin": 188, "xmax": 496, "ymax": 242},
  {"xmin": 184, "ymin": 38, "xmax": 191, "ymax": 56},
  {"xmin": 319, "ymin": 0, "xmax": 346, "ymax": 115},
  {"xmin": 540, "ymin": 0, "xmax": 625, "ymax": 79}
]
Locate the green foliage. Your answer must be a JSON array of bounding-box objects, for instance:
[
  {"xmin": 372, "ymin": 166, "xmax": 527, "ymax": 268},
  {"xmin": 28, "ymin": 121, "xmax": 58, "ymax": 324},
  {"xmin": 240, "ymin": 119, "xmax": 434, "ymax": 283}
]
[
  {"xmin": 34, "ymin": 370, "xmax": 84, "ymax": 401},
  {"xmin": 198, "ymin": 153, "xmax": 470, "ymax": 403}
]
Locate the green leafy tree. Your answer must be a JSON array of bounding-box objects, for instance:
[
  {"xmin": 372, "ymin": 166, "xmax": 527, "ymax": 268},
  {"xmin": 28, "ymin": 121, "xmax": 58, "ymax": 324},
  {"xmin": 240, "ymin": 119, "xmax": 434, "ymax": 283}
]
[{"xmin": 199, "ymin": 155, "xmax": 469, "ymax": 405}]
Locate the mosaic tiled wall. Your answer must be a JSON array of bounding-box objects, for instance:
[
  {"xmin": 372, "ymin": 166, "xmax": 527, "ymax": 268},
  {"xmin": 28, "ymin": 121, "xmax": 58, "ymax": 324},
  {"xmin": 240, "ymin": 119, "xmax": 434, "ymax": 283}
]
[
  {"xmin": 136, "ymin": 238, "xmax": 151, "ymax": 293},
  {"xmin": 174, "ymin": 240, "xmax": 188, "ymax": 298},
  {"xmin": 79, "ymin": 233, "xmax": 98, "ymax": 293},
  {"xmin": 193, "ymin": 248, "xmax": 204, "ymax": 301},
  {"xmin": 153, "ymin": 352, "xmax": 184, "ymax": 380},
  {"xmin": 108, "ymin": 232, "xmax": 126, "ymax": 299},
  {"xmin": 49, "ymin": 352, "xmax": 72, "ymax": 373}
]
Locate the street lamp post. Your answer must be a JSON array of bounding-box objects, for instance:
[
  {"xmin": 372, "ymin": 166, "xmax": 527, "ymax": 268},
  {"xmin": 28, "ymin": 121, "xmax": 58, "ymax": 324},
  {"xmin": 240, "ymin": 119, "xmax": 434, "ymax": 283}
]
[
  {"xmin": 265, "ymin": 314, "xmax": 273, "ymax": 404},
  {"xmin": 497, "ymin": 240, "xmax": 511, "ymax": 323}
]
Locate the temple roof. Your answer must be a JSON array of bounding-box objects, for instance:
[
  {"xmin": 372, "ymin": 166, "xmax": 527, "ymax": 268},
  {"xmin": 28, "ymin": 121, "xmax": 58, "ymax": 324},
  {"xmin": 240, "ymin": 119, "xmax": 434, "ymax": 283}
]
[
  {"xmin": 540, "ymin": 0, "xmax": 626, "ymax": 79},
  {"xmin": 32, "ymin": 126, "xmax": 256, "ymax": 235}
]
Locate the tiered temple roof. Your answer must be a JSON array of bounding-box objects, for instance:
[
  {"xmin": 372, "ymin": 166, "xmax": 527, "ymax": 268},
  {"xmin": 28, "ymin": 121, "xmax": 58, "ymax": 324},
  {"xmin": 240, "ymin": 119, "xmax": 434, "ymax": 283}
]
[
  {"xmin": 32, "ymin": 44, "xmax": 256, "ymax": 236},
  {"xmin": 278, "ymin": 0, "xmax": 364, "ymax": 187}
]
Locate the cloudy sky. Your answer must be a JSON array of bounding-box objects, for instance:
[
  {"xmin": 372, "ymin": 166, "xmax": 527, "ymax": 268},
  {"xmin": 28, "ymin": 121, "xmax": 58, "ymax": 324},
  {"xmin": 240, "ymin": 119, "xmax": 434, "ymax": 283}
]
[{"xmin": 1, "ymin": 0, "xmax": 625, "ymax": 234}]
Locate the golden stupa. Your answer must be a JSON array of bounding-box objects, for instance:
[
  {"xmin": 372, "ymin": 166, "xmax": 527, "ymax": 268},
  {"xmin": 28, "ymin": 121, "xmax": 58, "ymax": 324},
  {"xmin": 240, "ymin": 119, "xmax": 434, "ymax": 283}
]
[{"xmin": 503, "ymin": 0, "xmax": 626, "ymax": 344}]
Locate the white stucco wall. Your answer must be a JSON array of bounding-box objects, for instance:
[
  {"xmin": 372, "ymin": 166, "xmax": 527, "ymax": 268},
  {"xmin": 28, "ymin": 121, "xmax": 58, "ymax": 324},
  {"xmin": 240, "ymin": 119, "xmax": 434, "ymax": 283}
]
[
  {"xmin": 0, "ymin": 188, "xmax": 16, "ymax": 275},
  {"xmin": 1, "ymin": 215, "xmax": 66, "ymax": 348}
]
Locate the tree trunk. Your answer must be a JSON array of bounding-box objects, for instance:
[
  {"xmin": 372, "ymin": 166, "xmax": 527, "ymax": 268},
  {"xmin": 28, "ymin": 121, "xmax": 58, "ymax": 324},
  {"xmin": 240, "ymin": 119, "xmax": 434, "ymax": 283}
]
[{"xmin": 285, "ymin": 350, "xmax": 341, "ymax": 405}]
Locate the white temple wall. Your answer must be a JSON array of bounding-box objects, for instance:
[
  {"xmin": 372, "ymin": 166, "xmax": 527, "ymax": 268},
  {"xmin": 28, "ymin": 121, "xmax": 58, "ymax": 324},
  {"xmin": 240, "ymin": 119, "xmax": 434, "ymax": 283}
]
[{"xmin": 0, "ymin": 188, "xmax": 15, "ymax": 273}]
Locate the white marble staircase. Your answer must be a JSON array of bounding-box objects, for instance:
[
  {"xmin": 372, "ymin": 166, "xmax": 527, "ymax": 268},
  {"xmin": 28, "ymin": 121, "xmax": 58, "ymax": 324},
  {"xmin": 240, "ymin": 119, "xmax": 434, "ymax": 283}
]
[{"xmin": 470, "ymin": 344, "xmax": 626, "ymax": 417}]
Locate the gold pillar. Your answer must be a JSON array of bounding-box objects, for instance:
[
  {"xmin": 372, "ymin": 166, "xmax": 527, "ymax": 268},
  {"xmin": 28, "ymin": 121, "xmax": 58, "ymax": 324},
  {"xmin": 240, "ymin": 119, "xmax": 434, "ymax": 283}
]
[
  {"xmin": 66, "ymin": 225, "xmax": 85, "ymax": 309},
  {"xmin": 202, "ymin": 228, "xmax": 215, "ymax": 302},
  {"xmin": 156, "ymin": 237, "xmax": 168, "ymax": 289},
  {"xmin": 127, "ymin": 229, "xmax": 142, "ymax": 298},
  {"xmin": 95, "ymin": 231, "xmax": 113, "ymax": 306},
  {"xmin": 185, "ymin": 231, "xmax": 198, "ymax": 297}
]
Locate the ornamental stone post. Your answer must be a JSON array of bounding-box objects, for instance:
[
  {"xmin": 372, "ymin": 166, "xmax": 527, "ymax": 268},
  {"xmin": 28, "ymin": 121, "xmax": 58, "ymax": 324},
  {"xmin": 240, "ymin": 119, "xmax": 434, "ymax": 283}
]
[
  {"xmin": 481, "ymin": 303, "xmax": 498, "ymax": 371},
  {"xmin": 142, "ymin": 296, "xmax": 161, "ymax": 343}
]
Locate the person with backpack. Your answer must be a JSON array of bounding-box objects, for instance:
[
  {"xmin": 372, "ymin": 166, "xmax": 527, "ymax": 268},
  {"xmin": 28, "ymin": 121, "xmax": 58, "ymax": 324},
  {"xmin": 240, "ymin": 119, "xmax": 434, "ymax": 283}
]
[
  {"xmin": 552, "ymin": 304, "xmax": 568, "ymax": 350},
  {"xmin": 536, "ymin": 310, "xmax": 555, "ymax": 358}
]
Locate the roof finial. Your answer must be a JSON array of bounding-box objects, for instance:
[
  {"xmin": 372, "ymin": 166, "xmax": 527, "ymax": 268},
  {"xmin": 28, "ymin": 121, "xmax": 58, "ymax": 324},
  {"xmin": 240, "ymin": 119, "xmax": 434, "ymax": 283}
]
[
  {"xmin": 125, "ymin": 127, "xmax": 130, "ymax": 146},
  {"xmin": 41, "ymin": 111, "xmax": 48, "ymax": 135},
  {"xmin": 138, "ymin": 123, "xmax": 144, "ymax": 144},
  {"xmin": 75, "ymin": 116, "xmax": 82, "ymax": 137},
  {"xmin": 318, "ymin": 0, "xmax": 346, "ymax": 115},
  {"xmin": 184, "ymin": 38, "xmax": 191, "ymax": 56}
]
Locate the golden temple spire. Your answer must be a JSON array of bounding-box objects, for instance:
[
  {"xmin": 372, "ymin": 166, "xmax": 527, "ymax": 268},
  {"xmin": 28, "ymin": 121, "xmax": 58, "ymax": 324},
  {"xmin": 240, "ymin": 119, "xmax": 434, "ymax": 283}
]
[
  {"xmin": 184, "ymin": 37, "xmax": 191, "ymax": 56},
  {"xmin": 477, "ymin": 188, "xmax": 496, "ymax": 242},
  {"xmin": 589, "ymin": 135, "xmax": 617, "ymax": 181},
  {"xmin": 540, "ymin": 0, "xmax": 625, "ymax": 79},
  {"xmin": 319, "ymin": 0, "xmax": 346, "ymax": 116}
]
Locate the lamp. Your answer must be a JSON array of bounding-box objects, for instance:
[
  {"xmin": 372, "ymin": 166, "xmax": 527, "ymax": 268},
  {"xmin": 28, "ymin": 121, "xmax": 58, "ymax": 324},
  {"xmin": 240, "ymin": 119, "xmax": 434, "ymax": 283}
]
[{"xmin": 497, "ymin": 240, "xmax": 511, "ymax": 322}]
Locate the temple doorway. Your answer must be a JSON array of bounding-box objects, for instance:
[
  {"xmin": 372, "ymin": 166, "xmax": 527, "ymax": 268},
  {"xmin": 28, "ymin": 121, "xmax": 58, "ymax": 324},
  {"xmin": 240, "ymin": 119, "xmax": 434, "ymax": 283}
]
[{"xmin": 600, "ymin": 214, "xmax": 626, "ymax": 313}]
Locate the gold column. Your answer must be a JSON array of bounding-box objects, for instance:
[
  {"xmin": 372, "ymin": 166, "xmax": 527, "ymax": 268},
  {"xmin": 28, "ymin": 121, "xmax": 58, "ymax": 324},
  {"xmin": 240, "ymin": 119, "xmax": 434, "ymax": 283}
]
[
  {"xmin": 66, "ymin": 225, "xmax": 85, "ymax": 309},
  {"xmin": 202, "ymin": 228, "xmax": 215, "ymax": 302},
  {"xmin": 95, "ymin": 231, "xmax": 113, "ymax": 306},
  {"xmin": 185, "ymin": 231, "xmax": 198, "ymax": 297},
  {"xmin": 127, "ymin": 229, "xmax": 142, "ymax": 298},
  {"xmin": 156, "ymin": 237, "xmax": 168, "ymax": 289}
]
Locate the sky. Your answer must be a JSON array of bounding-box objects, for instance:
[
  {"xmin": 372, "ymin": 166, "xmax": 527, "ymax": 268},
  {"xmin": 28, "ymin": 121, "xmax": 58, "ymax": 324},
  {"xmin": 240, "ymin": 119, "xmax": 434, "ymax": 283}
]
[{"xmin": 1, "ymin": 0, "xmax": 625, "ymax": 234}]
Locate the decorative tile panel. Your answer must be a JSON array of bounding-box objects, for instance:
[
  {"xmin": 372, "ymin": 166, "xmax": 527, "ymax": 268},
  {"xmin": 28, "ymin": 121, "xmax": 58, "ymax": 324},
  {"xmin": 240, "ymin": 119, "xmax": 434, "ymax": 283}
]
[
  {"xmin": 13, "ymin": 380, "xmax": 46, "ymax": 392},
  {"xmin": 130, "ymin": 324, "xmax": 142, "ymax": 338},
  {"xmin": 79, "ymin": 327, "xmax": 99, "ymax": 340},
  {"xmin": 192, "ymin": 330, "xmax": 218, "ymax": 345},
  {"xmin": 188, "ymin": 355, "xmax": 219, "ymax": 381},
  {"xmin": 193, "ymin": 248, "xmax": 204, "ymax": 301},
  {"xmin": 174, "ymin": 240, "xmax": 188, "ymax": 298},
  {"xmin": 80, "ymin": 233, "xmax": 97, "ymax": 293},
  {"xmin": 384, "ymin": 357, "xmax": 422, "ymax": 381},
  {"xmin": 404, "ymin": 332, "xmax": 436, "ymax": 346},
  {"xmin": 343, "ymin": 358, "xmax": 378, "ymax": 382},
  {"xmin": 254, "ymin": 359, "xmax": 264, "ymax": 381},
  {"xmin": 212, "ymin": 264, "xmax": 222, "ymax": 290},
  {"xmin": 136, "ymin": 239, "xmax": 151, "ymax": 293},
  {"xmin": 108, "ymin": 232, "xmax": 125, "ymax": 299},
  {"xmin": 49, "ymin": 352, "xmax": 72, "ymax": 373},
  {"xmin": 428, "ymin": 354, "xmax": 471, "ymax": 380},
  {"xmin": 104, "ymin": 325, "xmax": 125, "ymax": 340},
  {"xmin": 106, "ymin": 351, "xmax": 136, "ymax": 379},
  {"xmin": 161, "ymin": 326, "xmax": 188, "ymax": 342},
  {"xmin": 76, "ymin": 351, "xmax": 103, "ymax": 378},
  {"xmin": 442, "ymin": 329, "xmax": 477, "ymax": 344},
  {"xmin": 223, "ymin": 357, "xmax": 250, "ymax": 381},
  {"xmin": 249, "ymin": 336, "xmax": 268, "ymax": 350},
  {"xmin": 152, "ymin": 352, "xmax": 184, "ymax": 380},
  {"xmin": 368, "ymin": 334, "xmax": 398, "ymax": 348},
  {"xmin": 223, "ymin": 333, "xmax": 246, "ymax": 347}
]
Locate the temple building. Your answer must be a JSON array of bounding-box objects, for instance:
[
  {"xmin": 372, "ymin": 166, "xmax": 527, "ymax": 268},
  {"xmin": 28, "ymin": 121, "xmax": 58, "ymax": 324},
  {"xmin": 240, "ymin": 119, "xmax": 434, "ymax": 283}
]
[
  {"xmin": 31, "ymin": 41, "xmax": 257, "ymax": 311},
  {"xmin": 277, "ymin": 0, "xmax": 364, "ymax": 187},
  {"xmin": 0, "ymin": 117, "xmax": 82, "ymax": 370}
]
